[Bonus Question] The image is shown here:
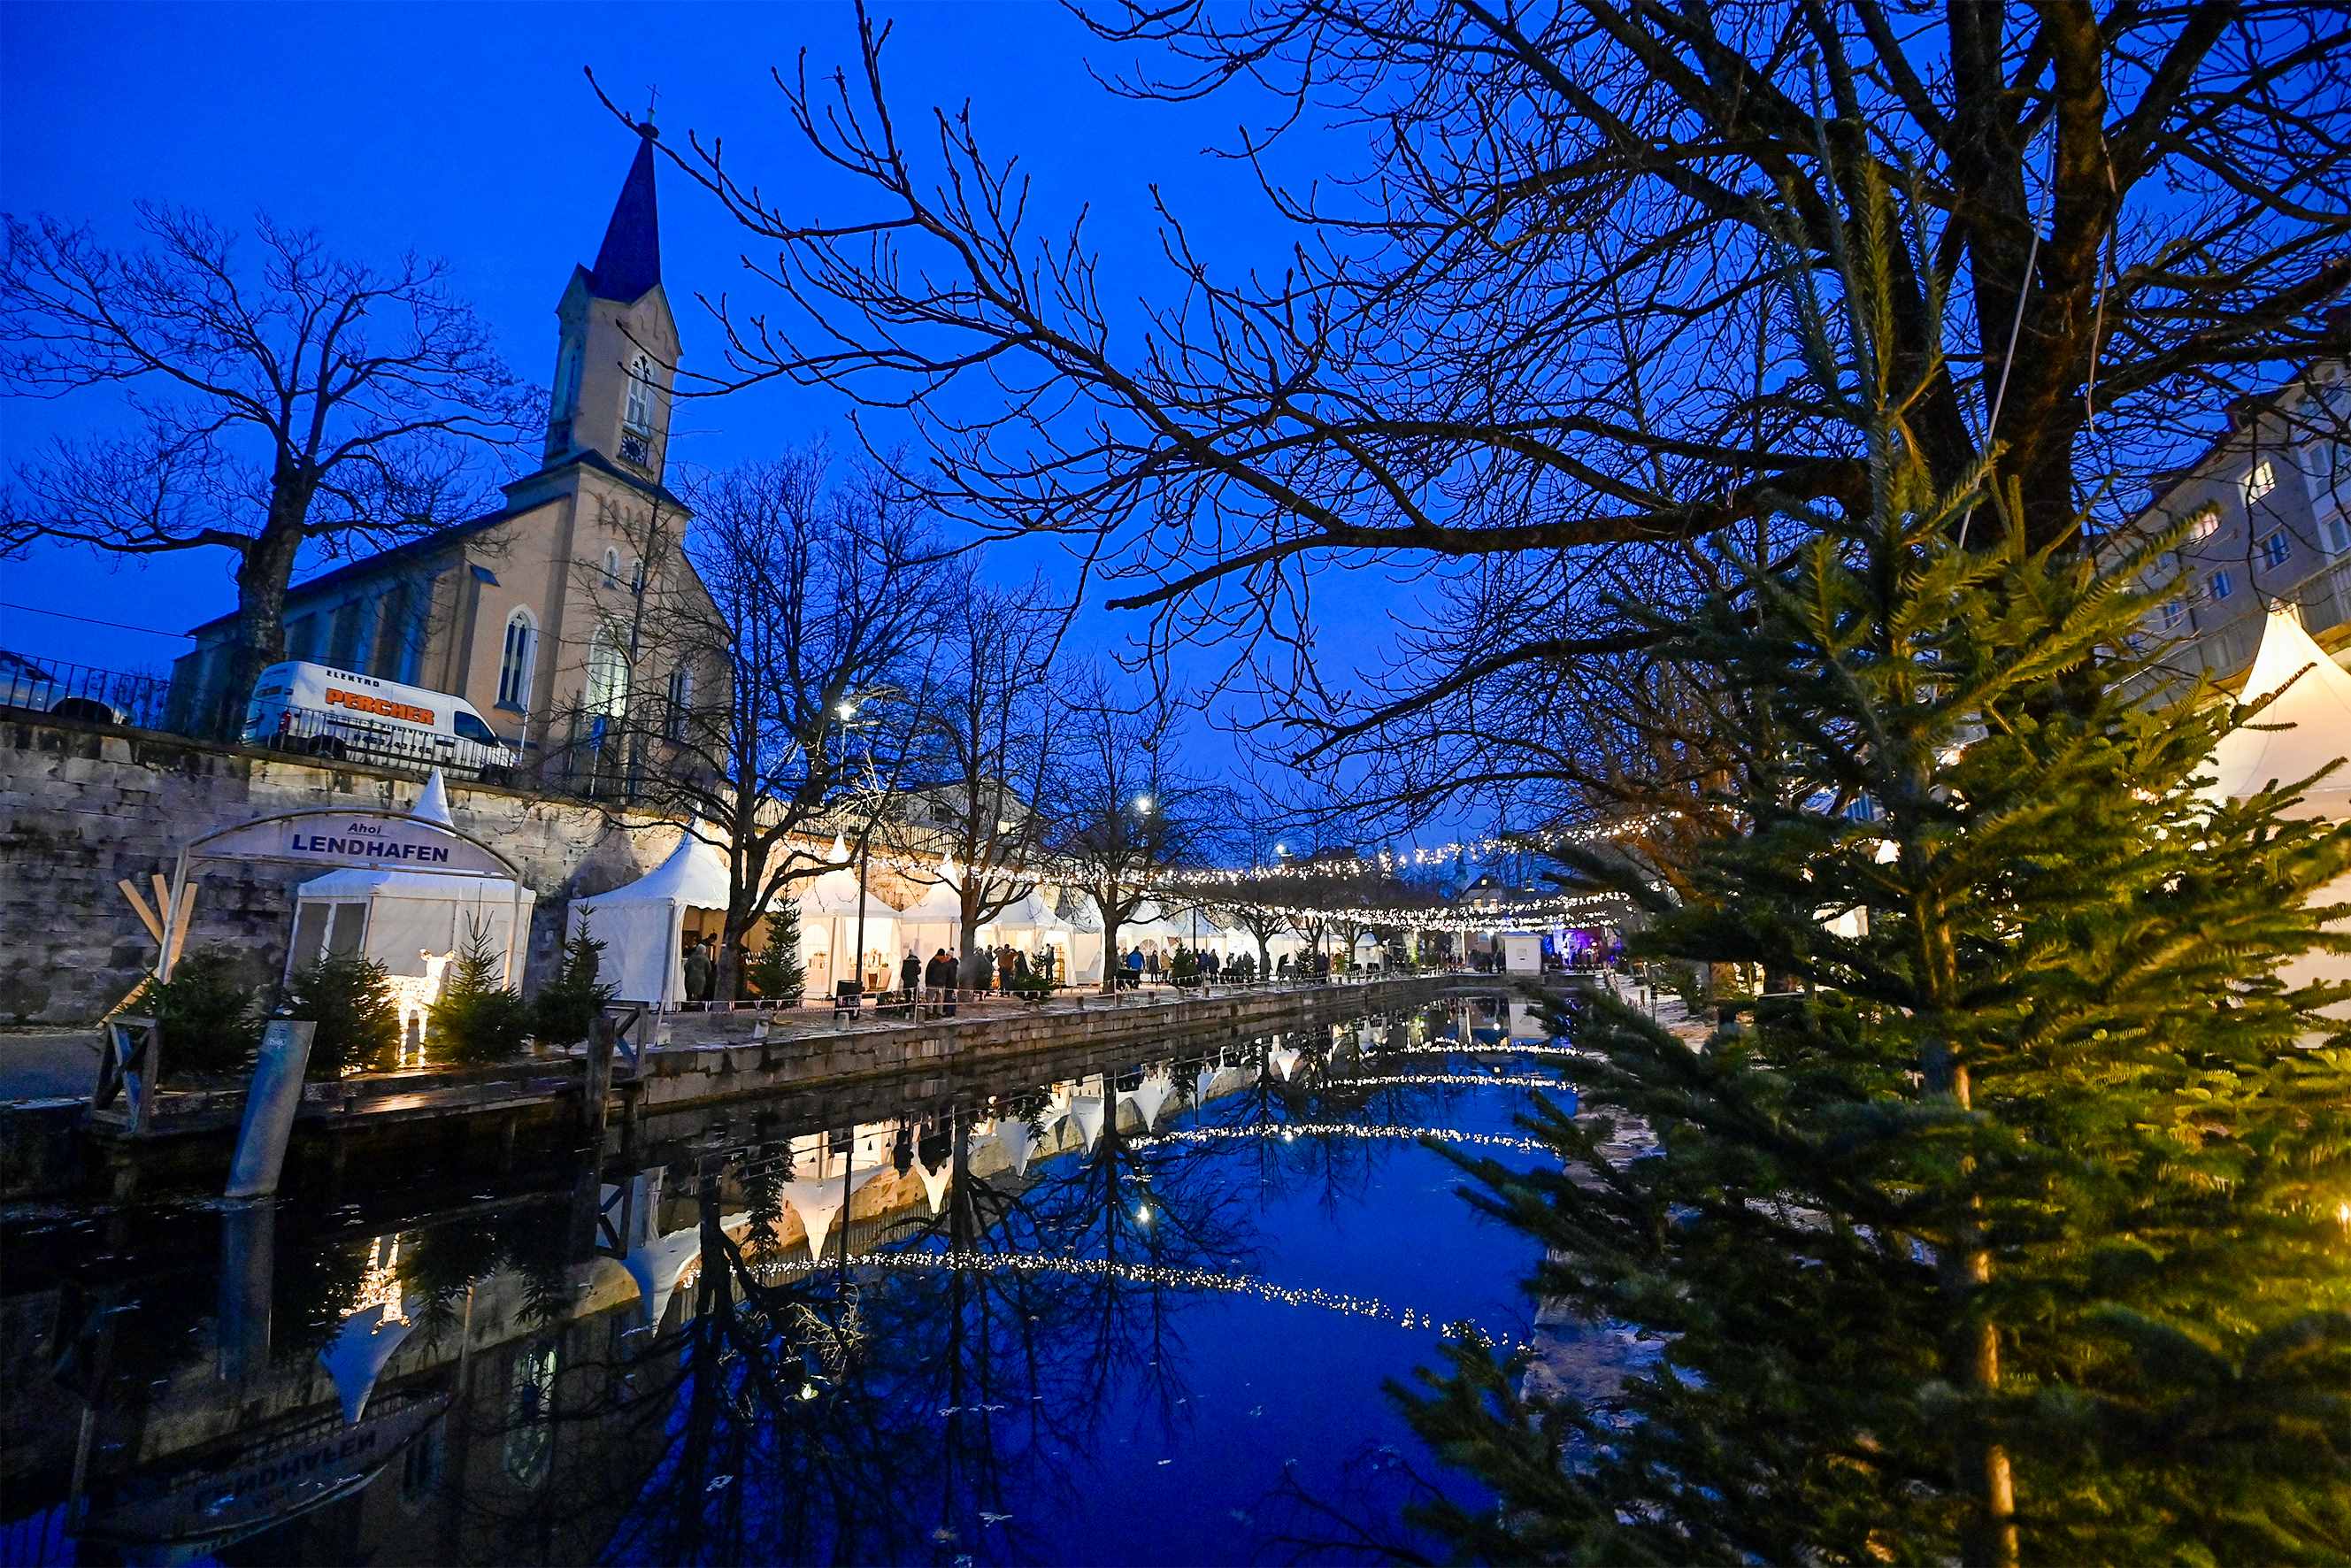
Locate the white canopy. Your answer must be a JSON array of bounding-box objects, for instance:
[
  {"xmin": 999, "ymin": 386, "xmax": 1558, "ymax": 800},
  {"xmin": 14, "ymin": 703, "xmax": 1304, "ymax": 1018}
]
[
  {"xmin": 797, "ymin": 868, "xmax": 902, "ymax": 996},
  {"xmin": 897, "ymin": 880, "xmax": 964, "ymax": 960},
  {"xmin": 2203, "ymin": 605, "xmax": 2351, "ymax": 819},
  {"xmin": 294, "ymin": 866, "xmax": 534, "ymax": 981},
  {"xmin": 570, "ymin": 834, "xmax": 729, "ymax": 1010},
  {"xmin": 2201, "ymin": 607, "xmax": 2351, "ymax": 1036}
]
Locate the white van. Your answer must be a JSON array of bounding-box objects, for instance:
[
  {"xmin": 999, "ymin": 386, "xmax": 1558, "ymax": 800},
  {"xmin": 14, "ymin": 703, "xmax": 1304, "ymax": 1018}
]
[{"xmin": 242, "ymin": 662, "xmax": 519, "ymax": 781}]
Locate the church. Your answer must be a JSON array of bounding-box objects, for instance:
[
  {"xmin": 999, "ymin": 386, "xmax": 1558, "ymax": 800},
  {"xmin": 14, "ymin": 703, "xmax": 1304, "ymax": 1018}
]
[{"xmin": 172, "ymin": 125, "xmax": 718, "ymax": 787}]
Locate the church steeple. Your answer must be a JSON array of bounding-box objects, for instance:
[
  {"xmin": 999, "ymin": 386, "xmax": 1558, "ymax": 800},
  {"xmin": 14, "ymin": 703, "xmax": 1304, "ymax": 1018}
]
[
  {"xmin": 588, "ymin": 126, "xmax": 662, "ymax": 303},
  {"xmin": 542, "ymin": 125, "xmax": 679, "ymax": 483}
]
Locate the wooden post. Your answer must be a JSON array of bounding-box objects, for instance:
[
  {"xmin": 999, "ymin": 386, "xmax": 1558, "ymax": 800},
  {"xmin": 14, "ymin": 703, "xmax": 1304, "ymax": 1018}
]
[{"xmin": 583, "ymin": 1015, "xmax": 617, "ymax": 1140}]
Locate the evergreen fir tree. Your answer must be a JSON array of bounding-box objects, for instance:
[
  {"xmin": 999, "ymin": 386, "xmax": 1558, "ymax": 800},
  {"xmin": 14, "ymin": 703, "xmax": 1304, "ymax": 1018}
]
[
  {"xmin": 1400, "ymin": 181, "xmax": 2351, "ymax": 1564},
  {"xmin": 285, "ymin": 952, "xmax": 402, "ymax": 1077},
  {"xmin": 746, "ymin": 901, "xmax": 807, "ymax": 1003},
  {"xmin": 530, "ymin": 908, "xmax": 617, "ymax": 1048},
  {"xmin": 426, "ymin": 916, "xmax": 532, "ymax": 1065},
  {"xmin": 134, "ymin": 945, "xmax": 261, "ymax": 1075}
]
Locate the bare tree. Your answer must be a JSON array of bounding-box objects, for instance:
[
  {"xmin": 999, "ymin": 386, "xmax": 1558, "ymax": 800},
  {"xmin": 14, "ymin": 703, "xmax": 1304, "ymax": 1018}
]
[
  {"xmin": 616, "ymin": 450, "xmax": 945, "ymax": 1002},
  {"xmin": 1, "ymin": 205, "xmax": 535, "ymax": 731},
  {"xmin": 880, "ymin": 569, "xmax": 1072, "ymax": 967},
  {"xmin": 606, "ymin": 1, "xmax": 2346, "ymax": 829},
  {"xmin": 1046, "ymin": 669, "xmax": 1233, "ymax": 992}
]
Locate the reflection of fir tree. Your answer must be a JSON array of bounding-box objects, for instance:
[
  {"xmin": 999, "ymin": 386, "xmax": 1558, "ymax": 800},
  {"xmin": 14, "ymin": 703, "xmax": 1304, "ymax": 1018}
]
[{"xmin": 1402, "ymin": 189, "xmax": 2351, "ymax": 1565}]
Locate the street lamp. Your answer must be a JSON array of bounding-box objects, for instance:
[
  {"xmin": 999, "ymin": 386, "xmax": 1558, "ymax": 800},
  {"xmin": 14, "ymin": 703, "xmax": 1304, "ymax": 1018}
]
[{"xmin": 1133, "ymin": 794, "xmax": 1153, "ymax": 814}]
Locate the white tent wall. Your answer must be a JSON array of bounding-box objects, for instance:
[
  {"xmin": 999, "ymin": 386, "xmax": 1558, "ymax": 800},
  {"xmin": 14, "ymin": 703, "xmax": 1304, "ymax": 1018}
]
[
  {"xmin": 291, "ymin": 871, "xmax": 536, "ymax": 982},
  {"xmin": 2201, "ymin": 607, "xmax": 2351, "ymax": 1035}
]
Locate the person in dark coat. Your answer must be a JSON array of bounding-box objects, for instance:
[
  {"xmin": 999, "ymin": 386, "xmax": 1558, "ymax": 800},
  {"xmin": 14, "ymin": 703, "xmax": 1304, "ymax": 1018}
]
[
  {"xmin": 900, "ymin": 949, "xmax": 922, "ymax": 1012},
  {"xmin": 926, "ymin": 948, "xmax": 957, "ymax": 1016},
  {"xmin": 682, "ymin": 937, "xmax": 712, "ymax": 1006}
]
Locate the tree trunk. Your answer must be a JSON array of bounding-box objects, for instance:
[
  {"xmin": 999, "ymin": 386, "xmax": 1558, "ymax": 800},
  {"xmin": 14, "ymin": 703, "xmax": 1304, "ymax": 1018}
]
[
  {"xmin": 216, "ymin": 508, "xmax": 306, "ymax": 741},
  {"xmin": 1100, "ymin": 909, "xmax": 1121, "ymax": 995}
]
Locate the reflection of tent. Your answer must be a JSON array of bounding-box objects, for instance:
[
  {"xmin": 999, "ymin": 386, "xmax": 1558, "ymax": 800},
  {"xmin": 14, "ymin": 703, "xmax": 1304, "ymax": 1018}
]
[
  {"xmin": 1124, "ymin": 1072, "xmax": 1173, "ymax": 1131},
  {"xmin": 572, "ymin": 834, "xmax": 729, "ymax": 1010},
  {"xmin": 779, "ymin": 1165, "xmax": 885, "ymax": 1258},
  {"xmin": 291, "ymin": 869, "xmax": 534, "ymax": 981},
  {"xmin": 317, "ymin": 1303, "xmax": 414, "ymax": 1425},
  {"xmin": 2201, "ymin": 607, "xmax": 2351, "ymax": 1033}
]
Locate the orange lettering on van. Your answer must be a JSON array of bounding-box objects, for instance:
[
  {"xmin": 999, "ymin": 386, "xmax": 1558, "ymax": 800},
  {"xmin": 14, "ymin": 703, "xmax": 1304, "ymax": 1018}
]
[{"xmin": 324, "ymin": 688, "xmax": 435, "ymax": 726}]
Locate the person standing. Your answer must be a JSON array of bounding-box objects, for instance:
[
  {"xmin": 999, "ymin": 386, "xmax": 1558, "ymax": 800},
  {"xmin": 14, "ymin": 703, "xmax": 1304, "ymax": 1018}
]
[
  {"xmin": 682, "ymin": 936, "xmax": 712, "ymax": 1007},
  {"xmin": 928, "ymin": 948, "xmax": 957, "ymax": 1017},
  {"xmin": 900, "ymin": 949, "xmax": 923, "ymax": 1014}
]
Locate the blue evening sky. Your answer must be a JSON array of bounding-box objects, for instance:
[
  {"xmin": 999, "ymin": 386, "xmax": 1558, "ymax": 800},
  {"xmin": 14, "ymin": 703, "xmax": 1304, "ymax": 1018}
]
[{"xmin": 2, "ymin": 1, "xmax": 1430, "ymax": 815}]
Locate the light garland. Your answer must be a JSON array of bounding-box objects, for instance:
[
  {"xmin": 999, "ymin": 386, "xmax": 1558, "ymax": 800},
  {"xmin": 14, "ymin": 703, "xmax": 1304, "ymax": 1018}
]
[
  {"xmin": 749, "ymin": 1249, "xmax": 1525, "ymax": 1351},
  {"xmin": 1132, "ymin": 1123, "xmax": 1552, "ymax": 1155}
]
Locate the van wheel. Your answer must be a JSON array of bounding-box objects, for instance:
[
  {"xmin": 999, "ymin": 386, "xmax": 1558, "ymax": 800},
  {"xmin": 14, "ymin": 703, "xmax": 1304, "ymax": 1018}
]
[
  {"xmin": 479, "ymin": 765, "xmax": 511, "ymax": 787},
  {"xmin": 49, "ymin": 697, "xmax": 112, "ymax": 726}
]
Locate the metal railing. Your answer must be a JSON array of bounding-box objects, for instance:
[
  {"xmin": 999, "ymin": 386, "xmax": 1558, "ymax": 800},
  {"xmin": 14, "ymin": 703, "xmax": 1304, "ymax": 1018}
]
[
  {"xmin": 250, "ymin": 705, "xmax": 520, "ymax": 782},
  {"xmin": 0, "ymin": 653, "xmax": 176, "ymax": 731}
]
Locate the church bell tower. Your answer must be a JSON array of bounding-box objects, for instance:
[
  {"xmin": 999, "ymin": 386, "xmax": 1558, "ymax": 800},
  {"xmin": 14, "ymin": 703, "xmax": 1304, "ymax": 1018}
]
[{"xmin": 543, "ymin": 123, "xmax": 678, "ymax": 486}]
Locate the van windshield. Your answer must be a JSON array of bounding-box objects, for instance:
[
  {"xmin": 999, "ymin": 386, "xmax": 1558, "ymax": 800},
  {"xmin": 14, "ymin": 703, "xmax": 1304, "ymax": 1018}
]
[{"xmin": 452, "ymin": 711, "xmax": 500, "ymax": 744}]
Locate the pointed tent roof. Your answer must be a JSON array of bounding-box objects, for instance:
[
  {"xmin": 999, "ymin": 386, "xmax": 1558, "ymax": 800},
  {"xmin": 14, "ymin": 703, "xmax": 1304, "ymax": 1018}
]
[
  {"xmin": 588, "ymin": 128, "xmax": 663, "ymax": 302},
  {"xmin": 601, "ymin": 830, "xmax": 731, "ymax": 909},
  {"xmin": 2203, "ymin": 606, "xmax": 2351, "ymax": 821}
]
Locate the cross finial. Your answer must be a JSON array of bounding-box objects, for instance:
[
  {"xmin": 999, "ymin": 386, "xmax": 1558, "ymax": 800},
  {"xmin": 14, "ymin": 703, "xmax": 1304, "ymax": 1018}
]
[{"xmin": 644, "ymin": 83, "xmax": 660, "ymax": 123}]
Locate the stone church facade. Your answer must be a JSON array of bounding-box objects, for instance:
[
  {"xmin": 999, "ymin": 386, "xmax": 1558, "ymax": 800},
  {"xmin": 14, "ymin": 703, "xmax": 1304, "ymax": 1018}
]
[{"xmin": 172, "ymin": 127, "xmax": 718, "ymax": 788}]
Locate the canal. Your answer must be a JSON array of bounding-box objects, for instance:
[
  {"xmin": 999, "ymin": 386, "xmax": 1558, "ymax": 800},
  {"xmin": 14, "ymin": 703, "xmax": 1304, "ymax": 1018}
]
[{"xmin": 1, "ymin": 995, "xmax": 1613, "ymax": 1565}]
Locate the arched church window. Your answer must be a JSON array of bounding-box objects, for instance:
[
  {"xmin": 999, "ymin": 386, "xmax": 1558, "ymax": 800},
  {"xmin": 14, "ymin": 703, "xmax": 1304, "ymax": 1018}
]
[
  {"xmin": 665, "ymin": 663, "xmax": 694, "ymax": 742},
  {"xmin": 624, "ymin": 353, "xmax": 655, "ymax": 433},
  {"xmin": 496, "ymin": 609, "xmax": 536, "ymax": 711},
  {"xmin": 586, "ymin": 626, "xmax": 630, "ymax": 719},
  {"xmin": 553, "ymin": 341, "xmax": 582, "ymax": 419},
  {"xmin": 602, "ymin": 548, "xmax": 620, "ymax": 589}
]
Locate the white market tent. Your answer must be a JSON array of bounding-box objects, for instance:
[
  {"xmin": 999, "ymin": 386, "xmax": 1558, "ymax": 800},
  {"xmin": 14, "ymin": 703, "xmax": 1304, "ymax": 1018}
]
[
  {"xmin": 291, "ymin": 868, "xmax": 536, "ymax": 982},
  {"xmin": 2201, "ymin": 606, "xmax": 2351, "ymax": 1033},
  {"xmin": 977, "ymin": 888, "xmax": 1076, "ymax": 977},
  {"xmin": 797, "ymin": 867, "xmax": 903, "ymax": 996},
  {"xmin": 1056, "ymin": 889, "xmax": 1105, "ymax": 984},
  {"xmin": 2202, "ymin": 605, "xmax": 2351, "ymax": 820},
  {"xmin": 571, "ymin": 833, "xmax": 731, "ymax": 1011},
  {"xmin": 896, "ymin": 880, "xmax": 964, "ymax": 969}
]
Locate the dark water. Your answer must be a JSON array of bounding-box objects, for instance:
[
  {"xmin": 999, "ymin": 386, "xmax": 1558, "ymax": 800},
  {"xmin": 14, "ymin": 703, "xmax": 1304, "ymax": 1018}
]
[{"xmin": 1, "ymin": 997, "xmax": 1595, "ymax": 1565}]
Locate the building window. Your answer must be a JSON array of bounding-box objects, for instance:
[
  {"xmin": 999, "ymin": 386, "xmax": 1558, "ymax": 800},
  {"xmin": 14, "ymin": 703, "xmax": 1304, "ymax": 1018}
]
[
  {"xmin": 665, "ymin": 664, "xmax": 694, "ymax": 742},
  {"xmin": 554, "ymin": 340, "xmax": 582, "ymax": 419},
  {"xmin": 496, "ymin": 610, "xmax": 536, "ymax": 711},
  {"xmin": 503, "ymin": 1343, "xmax": 558, "ymax": 1488},
  {"xmin": 2261, "ymin": 531, "xmax": 2292, "ymax": 570},
  {"xmin": 2186, "ymin": 512, "xmax": 2218, "ymax": 542},
  {"xmin": 586, "ymin": 626, "xmax": 629, "ymax": 719},
  {"xmin": 327, "ymin": 601, "xmax": 363, "ymax": 668},
  {"xmin": 2161, "ymin": 598, "xmax": 2186, "ymax": 630},
  {"xmin": 624, "ymin": 353, "xmax": 655, "ymax": 433},
  {"xmin": 2245, "ymin": 459, "xmax": 2277, "ymax": 506},
  {"xmin": 601, "ymin": 548, "xmax": 620, "ymax": 589},
  {"xmin": 2209, "ymin": 570, "xmax": 2234, "ymax": 602}
]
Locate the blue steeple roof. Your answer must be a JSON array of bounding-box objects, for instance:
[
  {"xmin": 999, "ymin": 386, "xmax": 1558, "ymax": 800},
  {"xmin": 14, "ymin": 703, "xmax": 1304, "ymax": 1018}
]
[{"xmin": 588, "ymin": 127, "xmax": 661, "ymax": 301}]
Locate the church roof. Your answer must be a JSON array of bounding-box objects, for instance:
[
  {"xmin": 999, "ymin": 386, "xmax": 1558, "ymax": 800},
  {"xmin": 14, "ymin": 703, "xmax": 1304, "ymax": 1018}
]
[{"xmin": 588, "ymin": 128, "xmax": 662, "ymax": 302}]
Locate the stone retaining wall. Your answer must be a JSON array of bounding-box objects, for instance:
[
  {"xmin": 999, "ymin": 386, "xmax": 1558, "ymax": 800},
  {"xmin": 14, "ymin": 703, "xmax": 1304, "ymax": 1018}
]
[{"xmin": 0, "ymin": 713, "xmax": 672, "ymax": 1025}]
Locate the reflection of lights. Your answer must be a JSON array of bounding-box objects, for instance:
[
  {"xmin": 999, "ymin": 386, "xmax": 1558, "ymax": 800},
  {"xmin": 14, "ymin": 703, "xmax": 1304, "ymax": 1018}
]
[
  {"xmin": 1135, "ymin": 1204, "xmax": 1153, "ymax": 1225},
  {"xmin": 798, "ymin": 1384, "xmax": 820, "ymax": 1401},
  {"xmin": 1324, "ymin": 1073, "xmax": 1558, "ymax": 1089},
  {"xmin": 1137, "ymin": 1124, "xmax": 1551, "ymax": 1155},
  {"xmin": 753, "ymin": 1250, "xmax": 1523, "ymax": 1351}
]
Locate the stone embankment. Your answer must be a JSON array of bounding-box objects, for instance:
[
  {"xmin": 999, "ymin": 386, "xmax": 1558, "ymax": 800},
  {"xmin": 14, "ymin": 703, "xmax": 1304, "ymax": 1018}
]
[
  {"xmin": 0, "ymin": 710, "xmax": 668, "ymax": 1025},
  {"xmin": 7, "ymin": 973, "xmax": 1572, "ymax": 1203}
]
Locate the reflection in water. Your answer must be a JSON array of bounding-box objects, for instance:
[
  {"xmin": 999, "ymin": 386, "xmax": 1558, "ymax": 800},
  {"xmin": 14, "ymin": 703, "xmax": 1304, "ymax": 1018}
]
[{"xmin": 0, "ymin": 995, "xmax": 1612, "ymax": 1566}]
